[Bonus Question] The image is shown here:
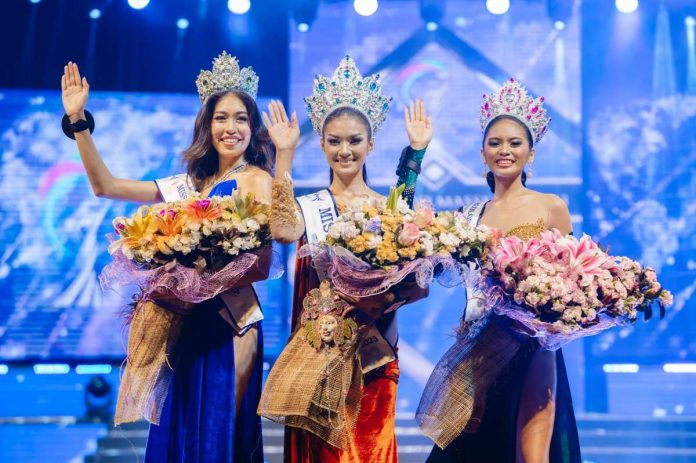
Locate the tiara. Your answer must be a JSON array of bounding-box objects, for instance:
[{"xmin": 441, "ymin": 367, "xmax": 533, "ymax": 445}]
[
  {"xmin": 480, "ymin": 78, "xmax": 551, "ymax": 144},
  {"xmin": 195, "ymin": 51, "xmax": 259, "ymax": 102},
  {"xmin": 305, "ymin": 56, "xmax": 392, "ymax": 134}
]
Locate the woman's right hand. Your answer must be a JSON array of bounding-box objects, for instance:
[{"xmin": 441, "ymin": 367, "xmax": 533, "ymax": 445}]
[{"xmin": 61, "ymin": 62, "xmax": 89, "ymax": 120}]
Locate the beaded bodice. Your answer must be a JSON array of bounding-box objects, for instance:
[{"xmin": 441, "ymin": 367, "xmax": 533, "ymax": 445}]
[{"xmin": 504, "ymin": 218, "xmax": 546, "ymax": 241}]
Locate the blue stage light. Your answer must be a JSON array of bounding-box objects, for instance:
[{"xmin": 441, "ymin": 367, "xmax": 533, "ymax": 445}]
[
  {"xmin": 177, "ymin": 18, "xmax": 190, "ymax": 30},
  {"xmin": 0, "ymin": 364, "xmax": 8, "ymax": 375},
  {"xmin": 228, "ymin": 0, "xmax": 251, "ymax": 15},
  {"xmin": 663, "ymin": 363, "xmax": 696, "ymax": 373},
  {"xmin": 602, "ymin": 363, "xmax": 639, "ymax": 373},
  {"xmin": 33, "ymin": 363, "xmax": 70, "ymax": 375},
  {"xmin": 29, "ymin": 0, "xmax": 41, "ymax": 4},
  {"xmin": 686, "ymin": 16, "xmax": 696, "ymax": 27},
  {"xmin": 486, "ymin": 0, "xmax": 510, "ymax": 15},
  {"xmin": 128, "ymin": 0, "xmax": 150, "ymax": 10},
  {"xmin": 89, "ymin": 8, "xmax": 101, "ymax": 19},
  {"xmin": 297, "ymin": 22, "xmax": 309, "ymax": 32},
  {"xmin": 555, "ymin": 20, "xmax": 566, "ymax": 30},
  {"xmin": 354, "ymin": 0, "xmax": 378, "ymax": 17},
  {"xmin": 76, "ymin": 364, "xmax": 113, "ymax": 375},
  {"xmin": 426, "ymin": 21, "xmax": 438, "ymax": 31},
  {"xmin": 615, "ymin": 0, "xmax": 638, "ymax": 14}
]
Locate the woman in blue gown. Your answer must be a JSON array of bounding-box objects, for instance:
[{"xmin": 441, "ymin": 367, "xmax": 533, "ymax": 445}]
[{"xmin": 60, "ymin": 53, "xmax": 274, "ymax": 462}]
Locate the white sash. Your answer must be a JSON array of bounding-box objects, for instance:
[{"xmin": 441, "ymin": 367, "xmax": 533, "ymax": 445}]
[
  {"xmin": 155, "ymin": 173, "xmax": 196, "ymax": 202},
  {"xmin": 155, "ymin": 173, "xmax": 263, "ymax": 335},
  {"xmin": 297, "ymin": 190, "xmax": 396, "ymax": 373},
  {"xmin": 462, "ymin": 202, "xmax": 487, "ymax": 322}
]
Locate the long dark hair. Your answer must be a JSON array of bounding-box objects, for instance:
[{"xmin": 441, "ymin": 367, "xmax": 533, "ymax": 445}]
[
  {"xmin": 482, "ymin": 115, "xmax": 532, "ymax": 193},
  {"xmin": 183, "ymin": 90, "xmax": 275, "ymax": 192},
  {"xmin": 323, "ymin": 107, "xmax": 370, "ymax": 184}
]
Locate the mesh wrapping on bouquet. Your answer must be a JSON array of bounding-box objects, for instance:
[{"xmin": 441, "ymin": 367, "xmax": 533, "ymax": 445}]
[
  {"xmin": 100, "ymin": 246, "xmax": 276, "ymax": 425},
  {"xmin": 492, "ymin": 300, "xmax": 627, "ymax": 351},
  {"xmin": 416, "ymin": 317, "xmax": 522, "ymax": 449},
  {"xmin": 257, "ymin": 330, "xmax": 364, "ymax": 450},
  {"xmin": 298, "ymin": 243, "xmax": 462, "ymax": 297}
]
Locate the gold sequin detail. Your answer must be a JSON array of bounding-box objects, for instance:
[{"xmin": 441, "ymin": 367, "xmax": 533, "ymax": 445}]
[
  {"xmin": 504, "ymin": 218, "xmax": 545, "ymax": 240},
  {"xmin": 270, "ymin": 176, "xmax": 299, "ymax": 229}
]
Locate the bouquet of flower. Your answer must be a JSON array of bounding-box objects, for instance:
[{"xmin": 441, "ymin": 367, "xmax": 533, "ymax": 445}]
[
  {"xmin": 433, "ymin": 210, "xmax": 499, "ymax": 265},
  {"xmin": 303, "ymin": 185, "xmax": 493, "ymax": 297},
  {"xmin": 101, "ymin": 192, "xmax": 275, "ymax": 427},
  {"xmin": 482, "ymin": 229, "xmax": 673, "ymax": 349},
  {"xmin": 100, "ymin": 192, "xmax": 273, "ymax": 304},
  {"xmin": 108, "ymin": 193, "xmax": 271, "ymax": 271}
]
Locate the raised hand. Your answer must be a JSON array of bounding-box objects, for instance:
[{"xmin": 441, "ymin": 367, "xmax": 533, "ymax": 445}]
[
  {"xmin": 262, "ymin": 100, "xmax": 299, "ymax": 154},
  {"xmin": 61, "ymin": 62, "xmax": 90, "ymax": 120},
  {"xmin": 404, "ymin": 98, "xmax": 433, "ymax": 150}
]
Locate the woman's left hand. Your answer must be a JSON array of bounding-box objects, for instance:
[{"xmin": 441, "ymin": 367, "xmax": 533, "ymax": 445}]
[
  {"xmin": 404, "ymin": 98, "xmax": 433, "ymax": 150},
  {"xmin": 263, "ymin": 100, "xmax": 299, "ymax": 153}
]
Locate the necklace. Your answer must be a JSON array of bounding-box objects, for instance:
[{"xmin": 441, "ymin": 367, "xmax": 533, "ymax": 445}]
[{"xmin": 213, "ymin": 162, "xmax": 248, "ymax": 186}]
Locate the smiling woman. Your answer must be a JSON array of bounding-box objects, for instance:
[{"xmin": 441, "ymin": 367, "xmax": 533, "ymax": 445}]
[{"xmin": 60, "ymin": 51, "xmax": 275, "ymax": 463}]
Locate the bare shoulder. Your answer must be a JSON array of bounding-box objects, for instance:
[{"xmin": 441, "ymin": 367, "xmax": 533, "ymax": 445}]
[
  {"xmin": 237, "ymin": 167, "xmax": 272, "ymax": 202},
  {"xmin": 541, "ymin": 193, "xmax": 572, "ymax": 233}
]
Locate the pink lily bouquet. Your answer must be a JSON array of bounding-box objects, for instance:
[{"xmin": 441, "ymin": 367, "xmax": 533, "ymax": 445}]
[
  {"xmin": 100, "ymin": 192, "xmax": 273, "ymax": 305},
  {"xmin": 482, "ymin": 229, "xmax": 673, "ymax": 349}
]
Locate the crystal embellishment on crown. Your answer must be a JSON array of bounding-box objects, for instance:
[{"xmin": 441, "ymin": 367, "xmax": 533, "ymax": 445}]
[
  {"xmin": 196, "ymin": 51, "xmax": 259, "ymax": 102},
  {"xmin": 305, "ymin": 55, "xmax": 392, "ymax": 134},
  {"xmin": 480, "ymin": 78, "xmax": 551, "ymax": 144}
]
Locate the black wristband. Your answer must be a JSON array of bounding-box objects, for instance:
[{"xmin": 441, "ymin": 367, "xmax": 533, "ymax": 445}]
[
  {"xmin": 62, "ymin": 110, "xmax": 95, "ymax": 139},
  {"xmin": 395, "ymin": 146, "xmax": 423, "ymax": 177}
]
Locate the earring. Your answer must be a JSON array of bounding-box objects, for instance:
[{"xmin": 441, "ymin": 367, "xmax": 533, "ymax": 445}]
[
  {"xmin": 527, "ymin": 163, "xmax": 533, "ymax": 178},
  {"xmin": 482, "ymin": 164, "xmax": 488, "ymax": 178}
]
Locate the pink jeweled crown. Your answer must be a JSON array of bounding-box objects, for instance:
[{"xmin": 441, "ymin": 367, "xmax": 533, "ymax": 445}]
[{"xmin": 480, "ymin": 78, "xmax": 551, "ymax": 144}]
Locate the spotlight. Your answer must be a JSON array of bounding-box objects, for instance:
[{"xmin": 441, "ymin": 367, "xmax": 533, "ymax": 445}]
[
  {"xmin": 228, "ymin": 0, "xmax": 251, "ymax": 15},
  {"xmin": 420, "ymin": 0, "xmax": 445, "ymax": 25},
  {"xmin": 547, "ymin": 0, "xmax": 572, "ymax": 27},
  {"xmin": 127, "ymin": 0, "xmax": 150, "ymax": 10},
  {"xmin": 177, "ymin": 18, "xmax": 190, "ymax": 30},
  {"xmin": 486, "ymin": 0, "xmax": 510, "ymax": 16},
  {"xmin": 29, "ymin": 0, "xmax": 41, "ymax": 4},
  {"xmin": 687, "ymin": 16, "xmax": 696, "ymax": 27},
  {"xmin": 554, "ymin": 21, "xmax": 566, "ymax": 30},
  {"xmin": 426, "ymin": 21, "xmax": 438, "ymax": 31},
  {"xmin": 354, "ymin": 0, "xmax": 378, "ymax": 16},
  {"xmin": 615, "ymin": 0, "xmax": 638, "ymax": 14},
  {"xmin": 89, "ymin": 8, "xmax": 101, "ymax": 19},
  {"xmin": 84, "ymin": 375, "xmax": 113, "ymax": 423},
  {"xmin": 293, "ymin": 0, "xmax": 318, "ymax": 33}
]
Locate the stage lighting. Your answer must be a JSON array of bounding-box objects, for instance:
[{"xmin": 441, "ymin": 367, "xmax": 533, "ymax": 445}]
[
  {"xmin": 486, "ymin": 0, "xmax": 510, "ymax": 16},
  {"xmin": 686, "ymin": 16, "xmax": 696, "ymax": 27},
  {"xmin": 29, "ymin": 0, "xmax": 41, "ymax": 4},
  {"xmin": 84, "ymin": 375, "xmax": 113, "ymax": 423},
  {"xmin": 177, "ymin": 18, "xmax": 190, "ymax": 30},
  {"xmin": 89, "ymin": 8, "xmax": 101, "ymax": 19},
  {"xmin": 554, "ymin": 21, "xmax": 566, "ymax": 30},
  {"xmin": 293, "ymin": 0, "xmax": 318, "ymax": 33},
  {"xmin": 354, "ymin": 0, "xmax": 378, "ymax": 17},
  {"xmin": 615, "ymin": 0, "xmax": 638, "ymax": 14},
  {"xmin": 547, "ymin": 0, "xmax": 572, "ymax": 27},
  {"xmin": 426, "ymin": 21, "xmax": 438, "ymax": 31},
  {"xmin": 228, "ymin": 0, "xmax": 251, "ymax": 15},
  {"xmin": 420, "ymin": 0, "xmax": 445, "ymax": 24},
  {"xmin": 128, "ymin": 0, "xmax": 150, "ymax": 10}
]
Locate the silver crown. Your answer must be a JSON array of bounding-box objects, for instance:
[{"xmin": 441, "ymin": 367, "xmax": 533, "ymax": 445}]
[
  {"xmin": 305, "ymin": 56, "xmax": 392, "ymax": 134},
  {"xmin": 480, "ymin": 78, "xmax": 551, "ymax": 144},
  {"xmin": 195, "ymin": 51, "xmax": 259, "ymax": 102}
]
